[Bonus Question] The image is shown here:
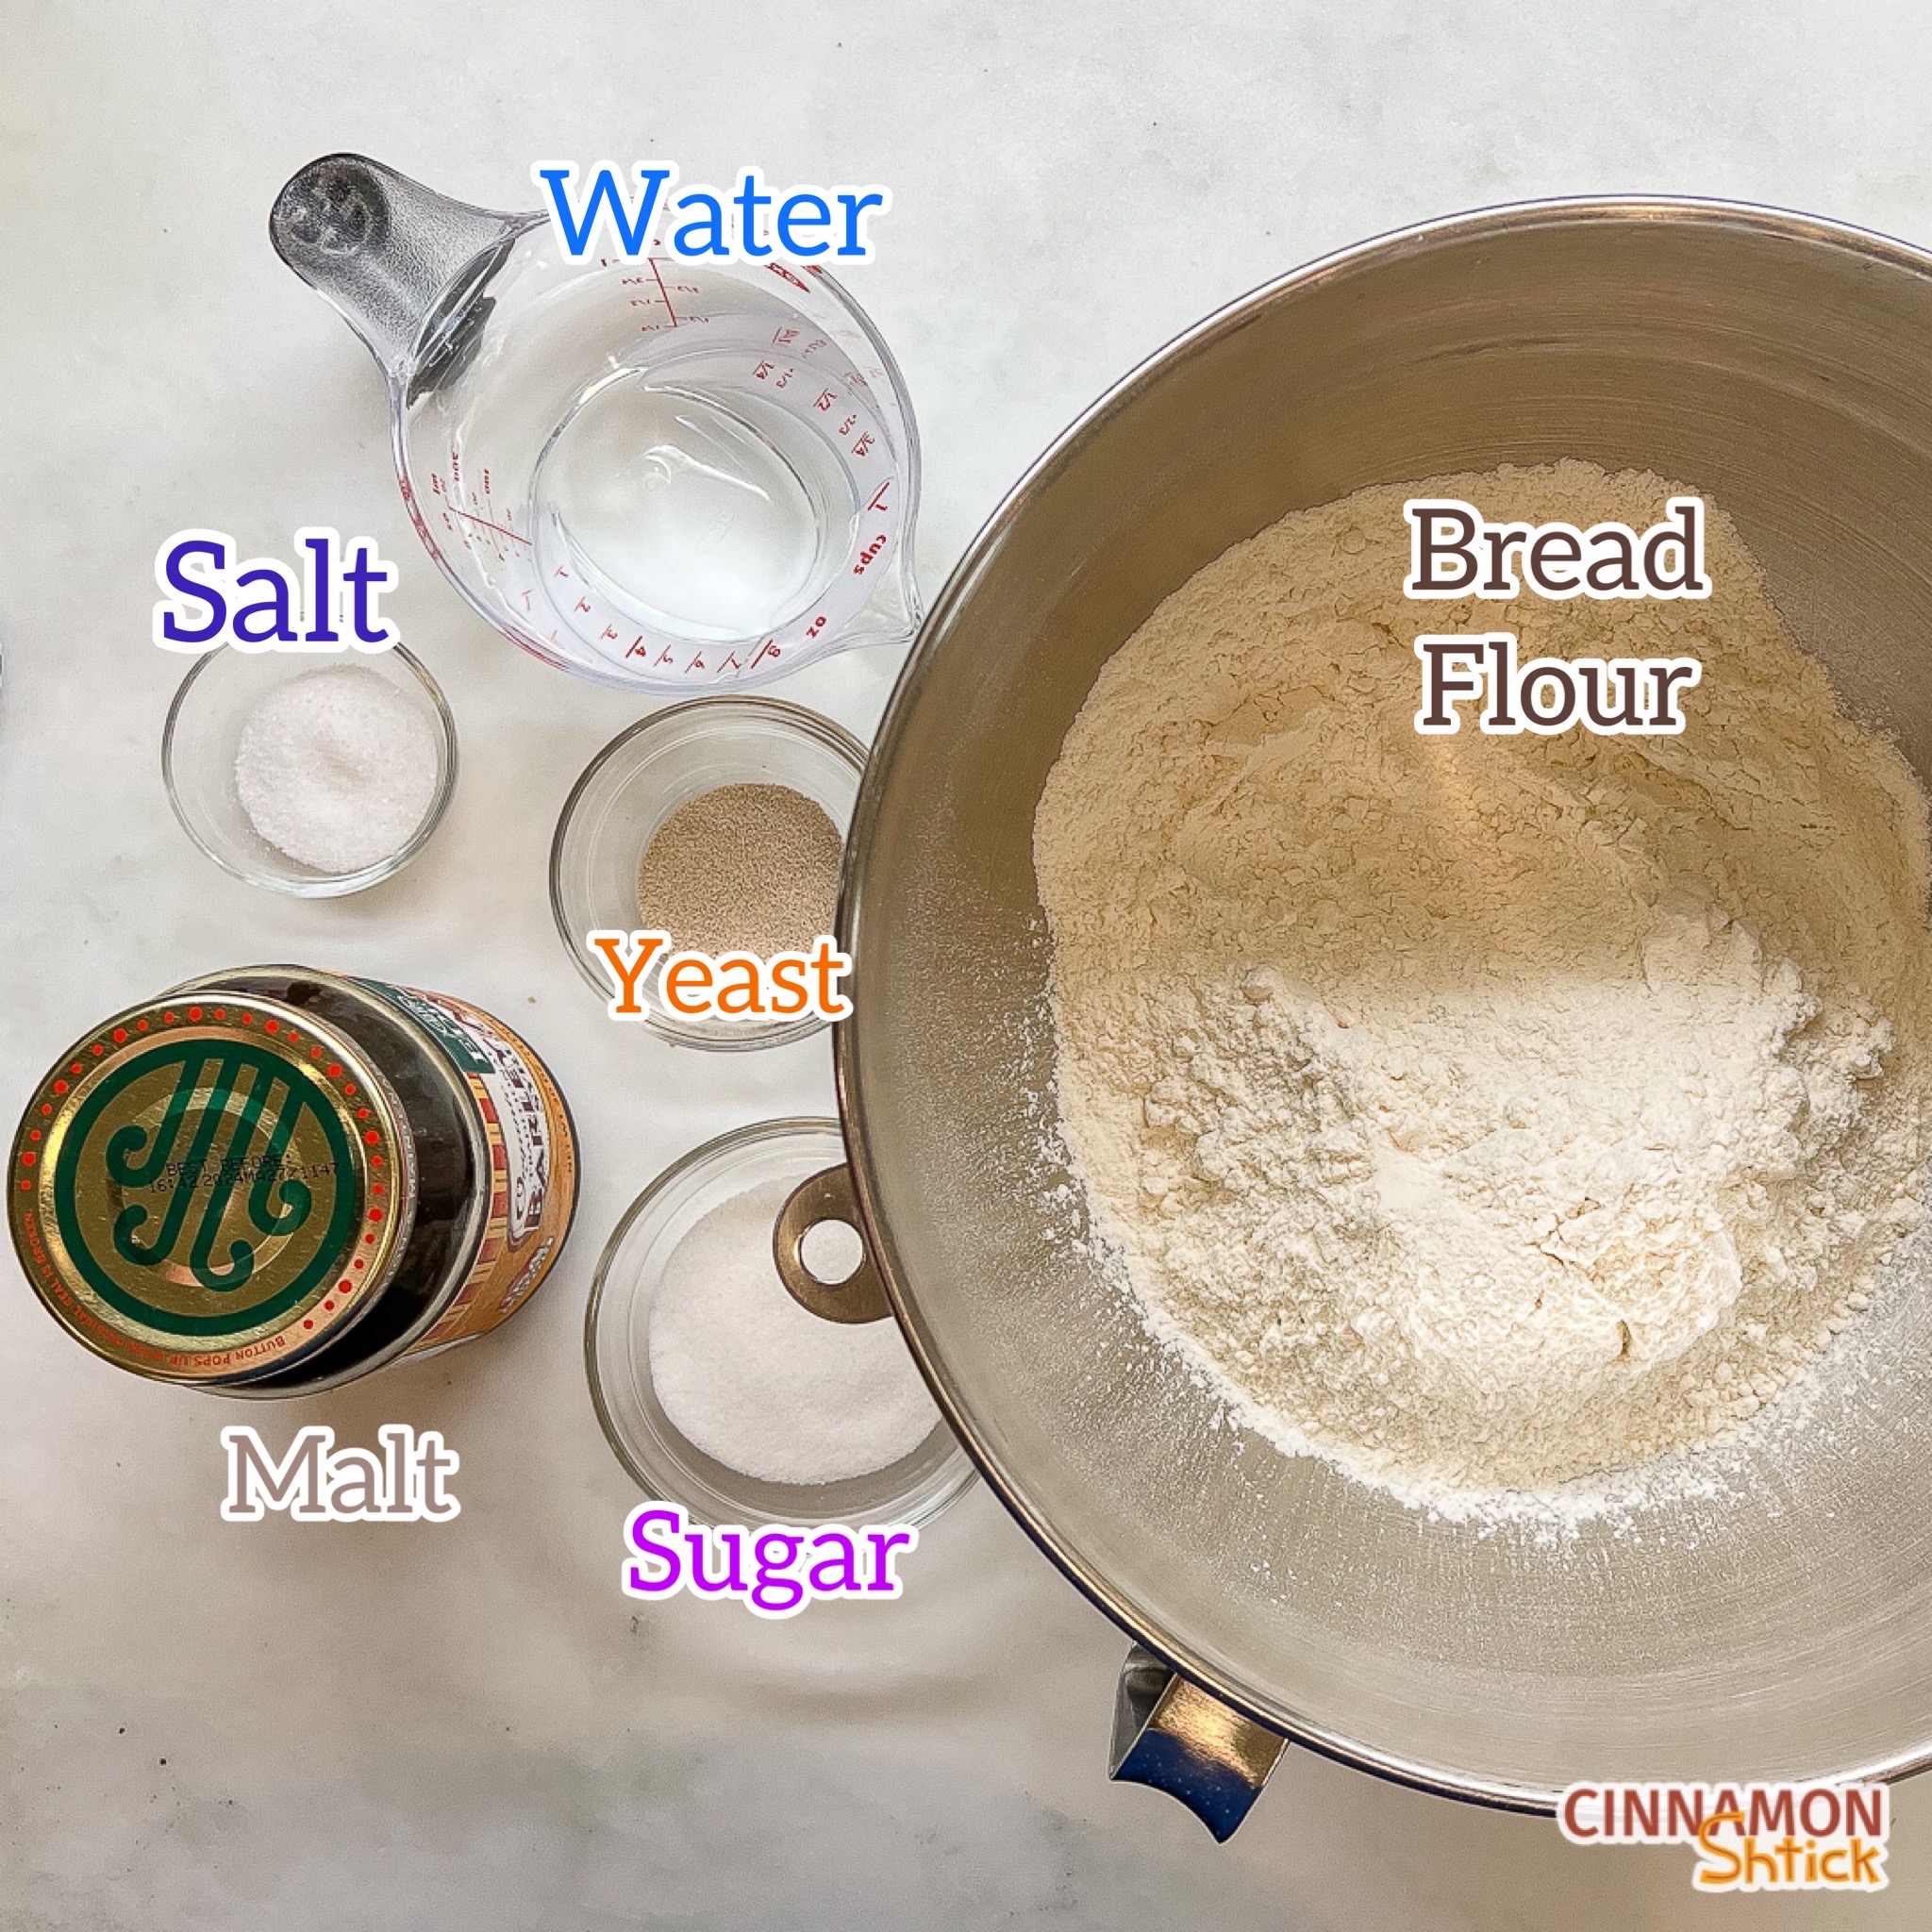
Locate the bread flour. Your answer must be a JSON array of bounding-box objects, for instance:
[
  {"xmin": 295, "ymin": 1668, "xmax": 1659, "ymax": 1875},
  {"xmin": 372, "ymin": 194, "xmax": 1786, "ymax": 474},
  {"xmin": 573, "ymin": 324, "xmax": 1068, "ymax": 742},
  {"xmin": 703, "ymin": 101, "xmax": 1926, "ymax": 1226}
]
[{"xmin": 1033, "ymin": 461, "xmax": 1932, "ymax": 1506}]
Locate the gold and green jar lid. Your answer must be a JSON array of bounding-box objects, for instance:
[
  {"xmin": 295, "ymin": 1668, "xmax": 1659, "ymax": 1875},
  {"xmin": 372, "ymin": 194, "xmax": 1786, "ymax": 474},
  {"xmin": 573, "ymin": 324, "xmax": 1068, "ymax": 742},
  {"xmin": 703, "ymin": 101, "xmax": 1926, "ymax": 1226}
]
[{"xmin": 9, "ymin": 992, "xmax": 414, "ymax": 1384}]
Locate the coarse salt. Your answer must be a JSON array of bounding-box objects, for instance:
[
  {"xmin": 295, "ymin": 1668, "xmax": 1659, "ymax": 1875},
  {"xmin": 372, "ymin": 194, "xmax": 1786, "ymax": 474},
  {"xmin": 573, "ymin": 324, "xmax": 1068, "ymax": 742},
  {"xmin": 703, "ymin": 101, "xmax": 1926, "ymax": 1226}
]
[{"xmin": 234, "ymin": 665, "xmax": 440, "ymax": 874}]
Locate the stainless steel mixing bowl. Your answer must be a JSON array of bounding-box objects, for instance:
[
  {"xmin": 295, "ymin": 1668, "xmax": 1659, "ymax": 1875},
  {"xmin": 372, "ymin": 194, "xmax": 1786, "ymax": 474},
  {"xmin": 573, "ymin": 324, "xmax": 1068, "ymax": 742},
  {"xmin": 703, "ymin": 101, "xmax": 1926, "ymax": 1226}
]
[{"xmin": 789, "ymin": 199, "xmax": 1932, "ymax": 1825}]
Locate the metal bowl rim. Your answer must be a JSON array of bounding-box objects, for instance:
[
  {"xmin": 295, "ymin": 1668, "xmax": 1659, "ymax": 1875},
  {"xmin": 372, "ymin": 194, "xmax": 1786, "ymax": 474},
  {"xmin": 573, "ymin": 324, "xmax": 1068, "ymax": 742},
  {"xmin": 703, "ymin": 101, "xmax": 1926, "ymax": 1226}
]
[{"xmin": 834, "ymin": 192, "xmax": 1932, "ymax": 1811}]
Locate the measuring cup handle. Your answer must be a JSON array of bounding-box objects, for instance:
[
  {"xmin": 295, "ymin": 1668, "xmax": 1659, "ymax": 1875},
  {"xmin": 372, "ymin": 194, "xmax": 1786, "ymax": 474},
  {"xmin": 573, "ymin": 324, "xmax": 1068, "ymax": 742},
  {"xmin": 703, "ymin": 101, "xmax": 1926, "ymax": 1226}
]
[
  {"xmin": 773, "ymin": 1163, "xmax": 893, "ymax": 1324},
  {"xmin": 270, "ymin": 153, "xmax": 537, "ymax": 385},
  {"xmin": 1108, "ymin": 1646, "xmax": 1288, "ymax": 1841}
]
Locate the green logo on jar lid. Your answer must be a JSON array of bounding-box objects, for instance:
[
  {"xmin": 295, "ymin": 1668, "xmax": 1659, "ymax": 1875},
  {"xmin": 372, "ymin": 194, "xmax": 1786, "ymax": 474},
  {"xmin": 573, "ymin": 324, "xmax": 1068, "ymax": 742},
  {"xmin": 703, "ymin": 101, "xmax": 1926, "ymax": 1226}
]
[
  {"xmin": 54, "ymin": 1039, "xmax": 359, "ymax": 1334},
  {"xmin": 12, "ymin": 997, "xmax": 412, "ymax": 1378}
]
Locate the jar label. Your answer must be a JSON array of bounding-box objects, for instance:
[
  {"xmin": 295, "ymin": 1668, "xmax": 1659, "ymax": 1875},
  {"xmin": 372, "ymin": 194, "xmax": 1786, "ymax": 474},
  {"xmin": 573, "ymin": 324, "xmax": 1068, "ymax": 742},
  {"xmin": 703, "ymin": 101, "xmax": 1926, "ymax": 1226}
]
[{"xmin": 356, "ymin": 981, "xmax": 578, "ymax": 1352}]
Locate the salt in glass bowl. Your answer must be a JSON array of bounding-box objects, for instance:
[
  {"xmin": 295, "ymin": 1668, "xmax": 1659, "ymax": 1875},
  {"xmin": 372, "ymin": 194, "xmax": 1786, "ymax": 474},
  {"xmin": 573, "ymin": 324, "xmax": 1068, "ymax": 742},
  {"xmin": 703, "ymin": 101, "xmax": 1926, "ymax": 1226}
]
[
  {"xmin": 161, "ymin": 644, "xmax": 458, "ymax": 896},
  {"xmin": 549, "ymin": 696, "xmax": 865, "ymax": 1052},
  {"xmin": 586, "ymin": 1118, "xmax": 976, "ymax": 1529}
]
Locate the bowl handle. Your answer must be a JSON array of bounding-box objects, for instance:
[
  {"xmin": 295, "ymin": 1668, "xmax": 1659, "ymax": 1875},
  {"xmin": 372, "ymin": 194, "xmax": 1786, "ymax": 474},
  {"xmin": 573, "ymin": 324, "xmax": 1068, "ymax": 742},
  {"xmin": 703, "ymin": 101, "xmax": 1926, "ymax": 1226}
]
[
  {"xmin": 773, "ymin": 1163, "xmax": 893, "ymax": 1324},
  {"xmin": 1108, "ymin": 1646, "xmax": 1287, "ymax": 1840}
]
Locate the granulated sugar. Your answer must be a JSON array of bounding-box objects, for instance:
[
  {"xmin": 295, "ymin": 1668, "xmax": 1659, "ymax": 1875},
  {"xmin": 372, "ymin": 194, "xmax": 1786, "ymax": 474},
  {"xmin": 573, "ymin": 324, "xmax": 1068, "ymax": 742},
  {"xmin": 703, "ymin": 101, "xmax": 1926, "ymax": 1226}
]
[
  {"xmin": 234, "ymin": 664, "xmax": 440, "ymax": 874},
  {"xmin": 1033, "ymin": 460, "xmax": 1932, "ymax": 1512},
  {"xmin": 648, "ymin": 1176, "xmax": 938, "ymax": 1486}
]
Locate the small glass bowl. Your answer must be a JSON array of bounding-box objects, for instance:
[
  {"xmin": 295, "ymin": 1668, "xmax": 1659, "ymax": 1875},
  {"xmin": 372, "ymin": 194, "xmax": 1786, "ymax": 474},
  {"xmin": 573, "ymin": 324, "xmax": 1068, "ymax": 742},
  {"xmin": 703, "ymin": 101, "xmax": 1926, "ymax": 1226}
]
[
  {"xmin": 549, "ymin": 696, "xmax": 865, "ymax": 1051},
  {"xmin": 162, "ymin": 645, "xmax": 458, "ymax": 896},
  {"xmin": 586, "ymin": 1118, "xmax": 976, "ymax": 1529}
]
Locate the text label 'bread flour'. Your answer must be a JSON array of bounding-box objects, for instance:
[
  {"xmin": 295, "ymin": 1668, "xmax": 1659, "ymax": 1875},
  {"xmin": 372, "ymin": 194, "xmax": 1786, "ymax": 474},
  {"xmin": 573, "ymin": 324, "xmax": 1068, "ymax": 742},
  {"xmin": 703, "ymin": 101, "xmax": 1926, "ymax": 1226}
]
[{"xmin": 1406, "ymin": 495, "xmax": 1707, "ymax": 736}]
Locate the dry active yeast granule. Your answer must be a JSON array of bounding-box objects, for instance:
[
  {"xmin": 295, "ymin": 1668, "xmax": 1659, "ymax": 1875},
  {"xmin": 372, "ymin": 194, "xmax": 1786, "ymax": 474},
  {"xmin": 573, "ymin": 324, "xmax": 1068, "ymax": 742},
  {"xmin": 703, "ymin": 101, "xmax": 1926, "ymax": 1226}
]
[
  {"xmin": 1034, "ymin": 460, "xmax": 1932, "ymax": 1508},
  {"xmin": 636, "ymin": 783, "xmax": 841, "ymax": 956}
]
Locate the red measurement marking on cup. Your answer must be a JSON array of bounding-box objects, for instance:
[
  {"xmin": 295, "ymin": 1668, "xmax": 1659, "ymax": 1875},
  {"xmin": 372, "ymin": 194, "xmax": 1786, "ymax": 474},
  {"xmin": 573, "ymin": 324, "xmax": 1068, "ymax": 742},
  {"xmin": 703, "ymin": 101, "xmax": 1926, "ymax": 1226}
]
[
  {"xmin": 452, "ymin": 508, "xmax": 532, "ymax": 547},
  {"xmin": 623, "ymin": 258, "xmax": 705, "ymax": 335},
  {"xmin": 431, "ymin": 450, "xmax": 532, "ymax": 563},
  {"xmin": 649, "ymin": 258, "xmax": 677, "ymax": 326}
]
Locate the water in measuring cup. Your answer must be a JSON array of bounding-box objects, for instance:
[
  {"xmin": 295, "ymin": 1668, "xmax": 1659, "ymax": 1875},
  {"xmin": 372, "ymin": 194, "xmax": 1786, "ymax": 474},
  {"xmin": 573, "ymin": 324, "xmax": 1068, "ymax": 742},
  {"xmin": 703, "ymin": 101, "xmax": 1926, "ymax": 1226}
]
[{"xmin": 532, "ymin": 365, "xmax": 860, "ymax": 644}]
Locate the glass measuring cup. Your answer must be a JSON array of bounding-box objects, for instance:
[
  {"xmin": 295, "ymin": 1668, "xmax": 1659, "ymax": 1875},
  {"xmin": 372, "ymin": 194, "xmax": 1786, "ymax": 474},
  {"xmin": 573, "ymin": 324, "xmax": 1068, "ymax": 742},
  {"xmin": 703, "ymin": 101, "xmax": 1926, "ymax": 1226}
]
[{"xmin": 270, "ymin": 154, "xmax": 922, "ymax": 691}]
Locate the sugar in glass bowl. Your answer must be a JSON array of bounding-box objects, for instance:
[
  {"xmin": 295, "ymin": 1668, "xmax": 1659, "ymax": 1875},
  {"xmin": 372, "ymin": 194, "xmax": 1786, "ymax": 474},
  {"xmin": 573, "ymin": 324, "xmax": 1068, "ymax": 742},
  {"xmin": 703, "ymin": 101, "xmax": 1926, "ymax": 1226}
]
[{"xmin": 586, "ymin": 1118, "xmax": 976, "ymax": 1529}]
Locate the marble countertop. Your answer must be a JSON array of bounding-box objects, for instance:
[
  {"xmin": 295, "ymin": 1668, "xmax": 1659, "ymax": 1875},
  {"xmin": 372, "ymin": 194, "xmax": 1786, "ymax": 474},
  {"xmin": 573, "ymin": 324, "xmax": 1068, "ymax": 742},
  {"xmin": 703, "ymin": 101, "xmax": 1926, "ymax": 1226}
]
[{"xmin": 8, "ymin": 3, "xmax": 1932, "ymax": 1925}]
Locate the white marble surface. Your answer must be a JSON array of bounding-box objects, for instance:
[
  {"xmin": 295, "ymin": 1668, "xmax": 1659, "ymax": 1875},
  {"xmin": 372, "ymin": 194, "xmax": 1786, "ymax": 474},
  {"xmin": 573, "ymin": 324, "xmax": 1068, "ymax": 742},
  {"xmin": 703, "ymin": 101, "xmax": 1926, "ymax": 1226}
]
[{"xmin": 8, "ymin": 3, "xmax": 1932, "ymax": 1924}]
